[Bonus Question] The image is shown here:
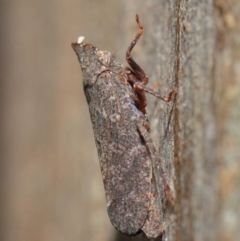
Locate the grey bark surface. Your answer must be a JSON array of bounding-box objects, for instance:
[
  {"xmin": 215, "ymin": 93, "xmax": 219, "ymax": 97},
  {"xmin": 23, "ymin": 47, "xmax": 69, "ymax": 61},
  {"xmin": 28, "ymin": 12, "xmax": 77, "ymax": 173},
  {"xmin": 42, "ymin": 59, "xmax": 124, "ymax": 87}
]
[
  {"xmin": 116, "ymin": 1, "xmax": 240, "ymax": 241},
  {"xmin": 1, "ymin": 1, "xmax": 240, "ymax": 241}
]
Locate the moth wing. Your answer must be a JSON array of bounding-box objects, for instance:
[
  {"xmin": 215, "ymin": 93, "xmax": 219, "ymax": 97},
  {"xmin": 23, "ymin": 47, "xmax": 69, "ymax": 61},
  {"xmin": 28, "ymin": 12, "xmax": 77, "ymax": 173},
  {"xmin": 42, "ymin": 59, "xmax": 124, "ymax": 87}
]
[
  {"xmin": 87, "ymin": 72, "xmax": 152, "ymax": 235},
  {"xmin": 103, "ymin": 143, "xmax": 152, "ymax": 235}
]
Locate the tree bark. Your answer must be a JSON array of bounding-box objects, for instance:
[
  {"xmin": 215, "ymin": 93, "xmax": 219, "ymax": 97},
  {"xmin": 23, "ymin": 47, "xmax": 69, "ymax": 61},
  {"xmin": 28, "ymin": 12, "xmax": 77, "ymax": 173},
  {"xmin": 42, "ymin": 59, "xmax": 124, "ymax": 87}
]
[{"xmin": 116, "ymin": 0, "xmax": 240, "ymax": 241}]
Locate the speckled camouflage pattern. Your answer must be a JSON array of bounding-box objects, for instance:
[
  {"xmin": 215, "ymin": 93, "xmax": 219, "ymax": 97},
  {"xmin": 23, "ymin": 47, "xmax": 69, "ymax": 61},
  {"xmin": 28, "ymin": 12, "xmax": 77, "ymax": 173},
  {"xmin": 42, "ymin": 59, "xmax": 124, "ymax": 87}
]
[
  {"xmin": 72, "ymin": 42, "xmax": 168, "ymax": 238},
  {"xmin": 71, "ymin": 14, "xmax": 175, "ymax": 239}
]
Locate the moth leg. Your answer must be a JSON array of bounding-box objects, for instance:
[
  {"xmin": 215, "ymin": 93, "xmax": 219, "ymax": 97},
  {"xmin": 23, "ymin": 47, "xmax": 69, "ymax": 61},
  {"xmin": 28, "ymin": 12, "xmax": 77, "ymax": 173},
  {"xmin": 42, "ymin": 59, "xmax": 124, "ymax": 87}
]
[
  {"xmin": 126, "ymin": 14, "xmax": 149, "ymax": 85},
  {"xmin": 141, "ymin": 177, "xmax": 166, "ymax": 238},
  {"xmin": 134, "ymin": 83, "xmax": 177, "ymax": 102},
  {"xmin": 137, "ymin": 122, "xmax": 175, "ymax": 206},
  {"xmin": 133, "ymin": 89, "xmax": 148, "ymax": 115}
]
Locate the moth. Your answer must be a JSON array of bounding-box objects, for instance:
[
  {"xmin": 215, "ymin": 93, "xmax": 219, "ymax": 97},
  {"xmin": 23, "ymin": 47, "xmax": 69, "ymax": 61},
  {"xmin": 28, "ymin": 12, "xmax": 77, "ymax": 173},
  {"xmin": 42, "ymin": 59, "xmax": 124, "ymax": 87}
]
[{"xmin": 72, "ymin": 14, "xmax": 175, "ymax": 238}]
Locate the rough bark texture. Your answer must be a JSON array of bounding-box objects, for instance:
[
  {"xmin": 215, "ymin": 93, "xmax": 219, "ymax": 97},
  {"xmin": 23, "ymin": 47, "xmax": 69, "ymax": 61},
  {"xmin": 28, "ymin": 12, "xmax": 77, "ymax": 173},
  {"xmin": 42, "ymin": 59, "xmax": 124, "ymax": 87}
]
[
  {"xmin": 117, "ymin": 1, "xmax": 240, "ymax": 241},
  {"xmin": 1, "ymin": 1, "xmax": 240, "ymax": 241}
]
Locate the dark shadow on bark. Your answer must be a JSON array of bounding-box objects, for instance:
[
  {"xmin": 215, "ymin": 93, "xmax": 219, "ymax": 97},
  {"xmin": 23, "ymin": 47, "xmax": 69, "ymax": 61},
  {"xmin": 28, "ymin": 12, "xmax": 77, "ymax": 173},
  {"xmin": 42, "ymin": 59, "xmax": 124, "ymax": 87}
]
[{"xmin": 114, "ymin": 232, "xmax": 163, "ymax": 241}]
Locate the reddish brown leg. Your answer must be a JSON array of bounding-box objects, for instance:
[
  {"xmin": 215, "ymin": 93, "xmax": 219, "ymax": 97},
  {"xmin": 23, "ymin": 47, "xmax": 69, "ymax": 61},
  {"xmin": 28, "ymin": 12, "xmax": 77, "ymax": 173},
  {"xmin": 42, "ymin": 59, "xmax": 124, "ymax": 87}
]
[
  {"xmin": 137, "ymin": 121, "xmax": 175, "ymax": 206},
  {"xmin": 126, "ymin": 14, "xmax": 148, "ymax": 85},
  {"xmin": 127, "ymin": 14, "xmax": 176, "ymax": 114},
  {"xmin": 134, "ymin": 84, "xmax": 177, "ymax": 102}
]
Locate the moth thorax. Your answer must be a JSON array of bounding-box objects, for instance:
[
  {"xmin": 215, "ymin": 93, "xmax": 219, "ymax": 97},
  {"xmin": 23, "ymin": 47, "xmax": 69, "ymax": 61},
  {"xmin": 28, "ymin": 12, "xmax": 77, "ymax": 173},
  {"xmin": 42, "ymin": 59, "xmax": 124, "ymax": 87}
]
[{"xmin": 97, "ymin": 50, "xmax": 113, "ymax": 66}]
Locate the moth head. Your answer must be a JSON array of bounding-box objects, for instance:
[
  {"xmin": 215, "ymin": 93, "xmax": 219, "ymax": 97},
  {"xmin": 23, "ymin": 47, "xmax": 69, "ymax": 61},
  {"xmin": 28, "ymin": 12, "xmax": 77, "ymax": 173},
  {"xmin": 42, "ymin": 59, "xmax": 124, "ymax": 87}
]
[
  {"xmin": 71, "ymin": 36, "xmax": 98, "ymax": 68},
  {"xmin": 72, "ymin": 36, "xmax": 100, "ymax": 85}
]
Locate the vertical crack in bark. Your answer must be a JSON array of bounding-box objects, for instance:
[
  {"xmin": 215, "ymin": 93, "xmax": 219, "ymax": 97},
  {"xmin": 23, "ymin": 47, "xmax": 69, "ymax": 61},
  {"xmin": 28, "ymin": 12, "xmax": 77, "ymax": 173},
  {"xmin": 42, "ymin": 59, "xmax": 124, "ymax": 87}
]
[{"xmin": 173, "ymin": 0, "xmax": 181, "ymax": 240}]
